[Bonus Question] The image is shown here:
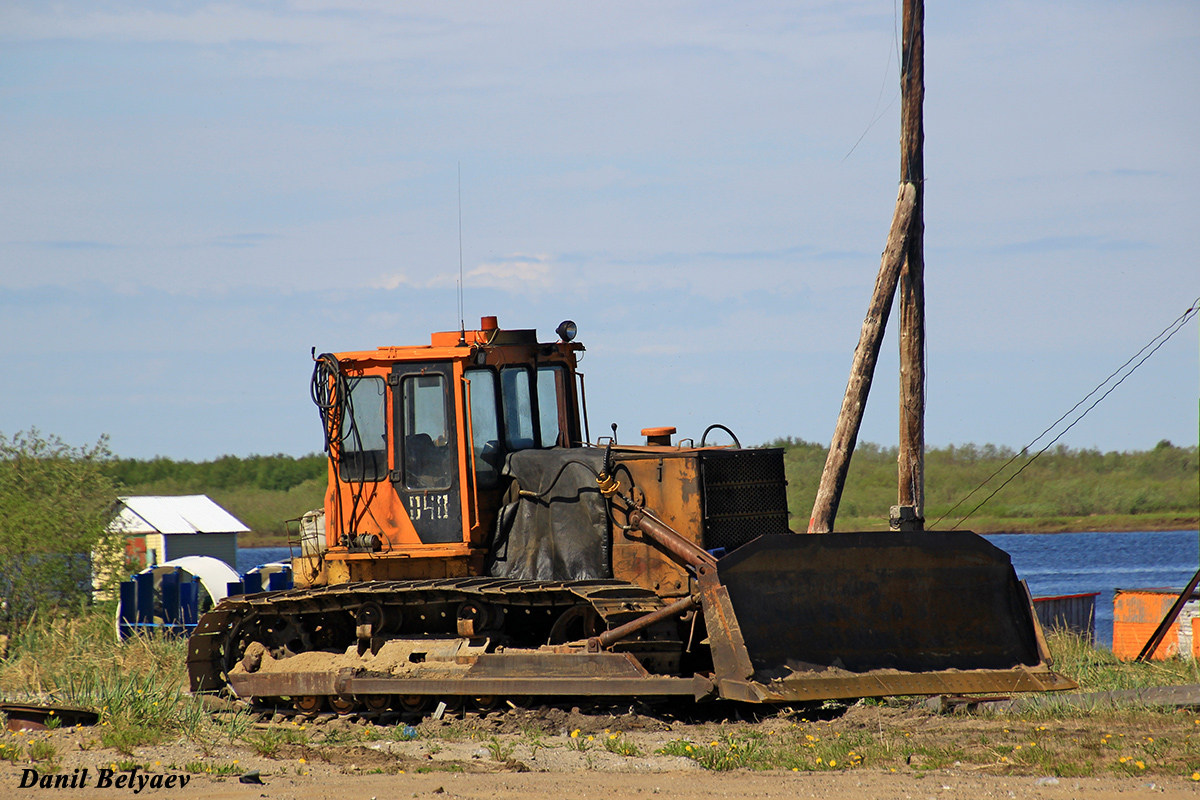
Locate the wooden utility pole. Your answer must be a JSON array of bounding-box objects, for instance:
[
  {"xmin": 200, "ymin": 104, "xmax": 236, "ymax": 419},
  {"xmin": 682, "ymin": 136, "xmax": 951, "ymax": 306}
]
[
  {"xmin": 808, "ymin": 184, "xmax": 917, "ymax": 533},
  {"xmin": 809, "ymin": 0, "xmax": 926, "ymax": 533},
  {"xmin": 896, "ymin": 0, "xmax": 926, "ymax": 530}
]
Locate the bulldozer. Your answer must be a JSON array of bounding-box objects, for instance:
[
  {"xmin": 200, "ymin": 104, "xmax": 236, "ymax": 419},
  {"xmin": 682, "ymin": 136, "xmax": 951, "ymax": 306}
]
[{"xmin": 187, "ymin": 316, "xmax": 1073, "ymax": 714}]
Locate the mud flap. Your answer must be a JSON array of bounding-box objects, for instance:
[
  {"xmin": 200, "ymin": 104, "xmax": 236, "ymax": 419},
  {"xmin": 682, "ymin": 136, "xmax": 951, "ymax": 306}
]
[{"xmin": 703, "ymin": 531, "xmax": 1075, "ymax": 701}]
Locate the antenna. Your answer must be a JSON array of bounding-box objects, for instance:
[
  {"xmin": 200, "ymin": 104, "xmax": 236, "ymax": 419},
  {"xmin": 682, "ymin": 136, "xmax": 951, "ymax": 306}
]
[{"xmin": 457, "ymin": 162, "xmax": 465, "ymax": 337}]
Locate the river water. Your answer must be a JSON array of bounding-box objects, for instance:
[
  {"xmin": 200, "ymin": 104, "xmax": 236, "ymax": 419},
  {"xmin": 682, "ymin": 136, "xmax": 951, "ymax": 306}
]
[{"xmin": 239, "ymin": 529, "xmax": 1200, "ymax": 649}]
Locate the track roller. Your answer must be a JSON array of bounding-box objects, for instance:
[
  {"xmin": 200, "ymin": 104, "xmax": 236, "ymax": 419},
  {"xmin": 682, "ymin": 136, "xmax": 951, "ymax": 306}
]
[
  {"xmin": 329, "ymin": 696, "xmax": 357, "ymax": 715},
  {"xmin": 398, "ymin": 696, "xmax": 429, "ymax": 713},
  {"xmin": 294, "ymin": 696, "xmax": 324, "ymax": 714},
  {"xmin": 362, "ymin": 695, "xmax": 392, "ymax": 712},
  {"xmin": 471, "ymin": 696, "xmax": 501, "ymax": 711}
]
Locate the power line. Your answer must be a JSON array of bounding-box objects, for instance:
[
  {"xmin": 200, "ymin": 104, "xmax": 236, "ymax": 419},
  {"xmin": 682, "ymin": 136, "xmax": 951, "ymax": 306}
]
[{"xmin": 929, "ymin": 297, "xmax": 1200, "ymax": 531}]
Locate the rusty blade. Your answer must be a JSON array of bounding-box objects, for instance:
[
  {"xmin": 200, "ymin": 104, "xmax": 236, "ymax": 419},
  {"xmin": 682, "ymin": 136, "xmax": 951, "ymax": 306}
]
[{"xmin": 717, "ymin": 531, "xmax": 1050, "ymax": 675}]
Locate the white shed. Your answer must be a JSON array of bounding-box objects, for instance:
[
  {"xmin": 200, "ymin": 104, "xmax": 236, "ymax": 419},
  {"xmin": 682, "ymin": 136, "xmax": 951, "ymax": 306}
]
[{"xmin": 110, "ymin": 495, "xmax": 247, "ymax": 572}]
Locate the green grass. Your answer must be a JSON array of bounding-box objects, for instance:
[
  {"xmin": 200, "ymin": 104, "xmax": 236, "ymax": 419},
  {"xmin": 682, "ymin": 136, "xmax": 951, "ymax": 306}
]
[
  {"xmin": 244, "ymin": 726, "xmax": 309, "ymax": 757},
  {"xmin": 0, "ymin": 609, "xmax": 227, "ymax": 753},
  {"xmin": 649, "ymin": 712, "xmax": 1200, "ymax": 779},
  {"xmin": 183, "ymin": 760, "xmax": 242, "ymax": 776},
  {"xmin": 602, "ymin": 732, "xmax": 643, "ymax": 757},
  {"xmin": 485, "ymin": 737, "xmax": 515, "ymax": 761},
  {"xmin": 0, "ymin": 741, "xmax": 23, "ymax": 763},
  {"xmin": 658, "ymin": 729, "xmax": 873, "ymax": 772},
  {"xmin": 565, "ymin": 730, "xmax": 594, "ymax": 751},
  {"xmin": 28, "ymin": 739, "xmax": 57, "ymax": 762},
  {"xmin": 1047, "ymin": 629, "xmax": 1200, "ymax": 693}
]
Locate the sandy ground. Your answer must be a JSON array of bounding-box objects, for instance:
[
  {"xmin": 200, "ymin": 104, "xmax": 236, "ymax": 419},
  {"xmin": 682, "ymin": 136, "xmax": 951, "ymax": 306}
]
[
  {"xmin": 7, "ymin": 763, "xmax": 1195, "ymax": 800},
  {"xmin": 6, "ymin": 701, "xmax": 1200, "ymax": 799}
]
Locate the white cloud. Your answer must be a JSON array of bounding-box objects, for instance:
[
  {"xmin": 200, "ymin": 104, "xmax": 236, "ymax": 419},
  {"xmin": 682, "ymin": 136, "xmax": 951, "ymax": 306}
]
[
  {"xmin": 466, "ymin": 254, "xmax": 554, "ymax": 290},
  {"xmin": 370, "ymin": 271, "xmax": 457, "ymax": 291}
]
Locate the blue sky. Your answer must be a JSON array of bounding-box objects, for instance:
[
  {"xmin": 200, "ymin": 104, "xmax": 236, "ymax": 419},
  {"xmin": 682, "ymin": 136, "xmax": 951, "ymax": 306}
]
[{"xmin": 1, "ymin": 1, "xmax": 1197, "ymax": 461}]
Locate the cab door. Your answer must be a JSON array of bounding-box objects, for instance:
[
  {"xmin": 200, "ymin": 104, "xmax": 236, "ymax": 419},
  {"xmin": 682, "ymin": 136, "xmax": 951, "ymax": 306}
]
[{"xmin": 390, "ymin": 361, "xmax": 463, "ymax": 544}]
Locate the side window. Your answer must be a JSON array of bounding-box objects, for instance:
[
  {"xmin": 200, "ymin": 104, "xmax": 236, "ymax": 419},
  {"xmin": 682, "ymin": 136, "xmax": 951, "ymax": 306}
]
[
  {"xmin": 500, "ymin": 367, "xmax": 536, "ymax": 450},
  {"xmin": 537, "ymin": 365, "xmax": 567, "ymax": 448},
  {"xmin": 340, "ymin": 377, "xmax": 387, "ymax": 482},
  {"xmin": 402, "ymin": 374, "xmax": 452, "ymax": 489},
  {"xmin": 465, "ymin": 369, "xmax": 502, "ymax": 487}
]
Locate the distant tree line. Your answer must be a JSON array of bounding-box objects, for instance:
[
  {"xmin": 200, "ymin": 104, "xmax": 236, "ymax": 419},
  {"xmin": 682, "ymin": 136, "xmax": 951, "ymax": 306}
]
[
  {"xmin": 103, "ymin": 453, "xmax": 326, "ymax": 493},
  {"xmin": 767, "ymin": 436, "xmax": 1199, "ymax": 527}
]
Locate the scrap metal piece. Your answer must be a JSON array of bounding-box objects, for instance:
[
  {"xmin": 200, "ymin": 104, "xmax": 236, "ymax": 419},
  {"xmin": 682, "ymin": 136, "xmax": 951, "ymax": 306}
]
[{"xmin": 1, "ymin": 703, "xmax": 99, "ymax": 732}]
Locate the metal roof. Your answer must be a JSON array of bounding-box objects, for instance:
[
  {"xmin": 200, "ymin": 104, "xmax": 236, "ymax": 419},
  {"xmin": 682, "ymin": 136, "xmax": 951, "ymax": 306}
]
[{"xmin": 111, "ymin": 495, "xmax": 250, "ymax": 535}]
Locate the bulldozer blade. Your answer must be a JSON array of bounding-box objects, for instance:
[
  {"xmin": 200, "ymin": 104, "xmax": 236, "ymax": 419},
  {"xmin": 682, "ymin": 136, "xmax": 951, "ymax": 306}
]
[{"xmin": 705, "ymin": 530, "xmax": 1075, "ymax": 701}]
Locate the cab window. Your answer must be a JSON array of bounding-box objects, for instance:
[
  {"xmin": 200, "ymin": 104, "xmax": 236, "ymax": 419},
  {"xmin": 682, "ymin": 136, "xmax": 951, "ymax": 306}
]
[
  {"xmin": 339, "ymin": 376, "xmax": 387, "ymax": 482},
  {"xmin": 465, "ymin": 368, "xmax": 502, "ymax": 487},
  {"xmin": 537, "ymin": 365, "xmax": 568, "ymax": 448},
  {"xmin": 402, "ymin": 374, "xmax": 452, "ymax": 489},
  {"xmin": 500, "ymin": 367, "xmax": 536, "ymax": 450}
]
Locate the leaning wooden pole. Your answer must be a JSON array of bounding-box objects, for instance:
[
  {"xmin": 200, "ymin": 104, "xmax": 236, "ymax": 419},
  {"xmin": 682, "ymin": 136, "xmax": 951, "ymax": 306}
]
[
  {"xmin": 808, "ymin": 183, "xmax": 917, "ymax": 533},
  {"xmin": 897, "ymin": 0, "xmax": 926, "ymax": 529}
]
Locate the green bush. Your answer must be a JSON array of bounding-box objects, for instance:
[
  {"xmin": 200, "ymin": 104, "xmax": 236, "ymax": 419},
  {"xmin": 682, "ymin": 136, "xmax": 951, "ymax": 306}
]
[{"xmin": 0, "ymin": 429, "xmax": 122, "ymax": 634}]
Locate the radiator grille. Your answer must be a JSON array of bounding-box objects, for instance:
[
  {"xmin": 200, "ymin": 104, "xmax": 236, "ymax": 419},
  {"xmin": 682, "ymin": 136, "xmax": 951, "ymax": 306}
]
[{"xmin": 700, "ymin": 448, "xmax": 790, "ymax": 551}]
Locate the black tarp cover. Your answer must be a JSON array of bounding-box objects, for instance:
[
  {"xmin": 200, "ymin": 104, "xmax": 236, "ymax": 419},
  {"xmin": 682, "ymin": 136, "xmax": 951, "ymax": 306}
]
[{"xmin": 486, "ymin": 448, "xmax": 611, "ymax": 581}]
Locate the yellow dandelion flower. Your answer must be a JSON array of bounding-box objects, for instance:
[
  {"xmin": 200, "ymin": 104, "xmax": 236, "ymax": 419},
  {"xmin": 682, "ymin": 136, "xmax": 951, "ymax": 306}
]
[
  {"xmin": 570, "ymin": 729, "xmax": 580, "ymax": 738},
  {"xmin": 816, "ymin": 757, "xmax": 822, "ymax": 763},
  {"xmin": 299, "ymin": 758, "xmax": 306, "ymax": 764},
  {"xmin": 1119, "ymin": 757, "xmax": 1128, "ymax": 763},
  {"xmin": 685, "ymin": 745, "xmax": 693, "ymax": 752},
  {"xmin": 1136, "ymin": 761, "xmax": 1145, "ymax": 770},
  {"xmin": 829, "ymin": 760, "xmax": 836, "ymax": 767},
  {"xmin": 609, "ymin": 734, "xmax": 618, "ymax": 740},
  {"xmin": 1191, "ymin": 773, "xmax": 1199, "ymax": 781},
  {"xmin": 710, "ymin": 741, "xmax": 719, "ymax": 747},
  {"xmin": 586, "ymin": 736, "xmax": 593, "ymax": 742}
]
